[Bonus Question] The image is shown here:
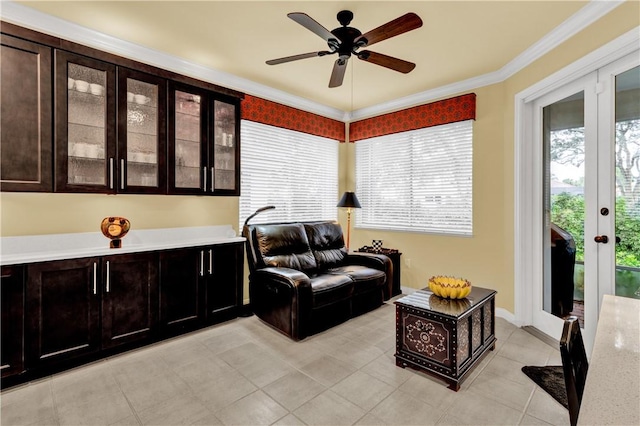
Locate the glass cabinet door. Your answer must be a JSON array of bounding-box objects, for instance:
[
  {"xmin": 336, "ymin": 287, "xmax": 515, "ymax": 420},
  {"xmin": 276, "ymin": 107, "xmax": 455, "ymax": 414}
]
[
  {"xmin": 212, "ymin": 99, "xmax": 239, "ymax": 192},
  {"xmin": 55, "ymin": 52, "xmax": 116, "ymax": 192},
  {"xmin": 118, "ymin": 69, "xmax": 166, "ymax": 193},
  {"xmin": 169, "ymin": 85, "xmax": 207, "ymax": 194}
]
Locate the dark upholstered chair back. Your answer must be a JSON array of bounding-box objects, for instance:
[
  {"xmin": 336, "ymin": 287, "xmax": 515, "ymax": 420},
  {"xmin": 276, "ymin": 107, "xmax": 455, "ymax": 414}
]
[
  {"xmin": 304, "ymin": 222, "xmax": 347, "ymax": 270},
  {"xmin": 560, "ymin": 316, "xmax": 589, "ymax": 426}
]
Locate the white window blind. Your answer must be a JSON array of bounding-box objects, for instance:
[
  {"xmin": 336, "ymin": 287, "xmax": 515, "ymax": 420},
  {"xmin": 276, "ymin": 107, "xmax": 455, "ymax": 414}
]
[
  {"xmin": 240, "ymin": 120, "xmax": 339, "ymax": 229},
  {"xmin": 355, "ymin": 120, "xmax": 473, "ymax": 235}
]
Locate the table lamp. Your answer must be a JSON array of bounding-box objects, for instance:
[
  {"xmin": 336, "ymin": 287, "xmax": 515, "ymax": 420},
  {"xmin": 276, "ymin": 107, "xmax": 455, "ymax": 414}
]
[{"xmin": 337, "ymin": 191, "xmax": 361, "ymax": 250}]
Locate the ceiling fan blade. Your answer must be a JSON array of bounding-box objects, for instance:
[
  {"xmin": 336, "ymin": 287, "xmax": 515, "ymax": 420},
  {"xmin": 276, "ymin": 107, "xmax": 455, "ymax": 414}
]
[
  {"xmin": 288, "ymin": 12, "xmax": 339, "ymax": 44},
  {"xmin": 329, "ymin": 57, "xmax": 348, "ymax": 88},
  {"xmin": 355, "ymin": 12, "xmax": 423, "ymax": 47},
  {"xmin": 266, "ymin": 51, "xmax": 326, "ymax": 65},
  {"xmin": 358, "ymin": 51, "xmax": 416, "ymax": 73}
]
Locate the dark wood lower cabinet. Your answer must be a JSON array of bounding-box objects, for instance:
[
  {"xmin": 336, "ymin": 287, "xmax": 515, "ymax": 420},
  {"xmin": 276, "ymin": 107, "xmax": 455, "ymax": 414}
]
[
  {"xmin": 207, "ymin": 243, "xmax": 243, "ymax": 322},
  {"xmin": 1, "ymin": 266, "xmax": 25, "ymax": 378},
  {"xmin": 159, "ymin": 248, "xmax": 204, "ymax": 333},
  {"xmin": 101, "ymin": 253, "xmax": 158, "ymax": 349},
  {"xmin": 26, "ymin": 258, "xmax": 101, "ymax": 367},
  {"xmin": 3, "ymin": 241, "xmax": 243, "ymax": 387}
]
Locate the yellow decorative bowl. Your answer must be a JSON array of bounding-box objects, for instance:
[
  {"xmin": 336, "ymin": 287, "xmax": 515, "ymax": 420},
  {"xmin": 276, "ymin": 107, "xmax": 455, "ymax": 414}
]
[{"xmin": 428, "ymin": 276, "xmax": 472, "ymax": 299}]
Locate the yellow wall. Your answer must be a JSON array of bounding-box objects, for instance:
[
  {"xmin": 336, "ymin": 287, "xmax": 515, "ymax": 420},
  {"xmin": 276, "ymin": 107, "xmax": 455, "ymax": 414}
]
[
  {"xmin": 1, "ymin": 2, "xmax": 638, "ymax": 314},
  {"xmin": 1, "ymin": 193, "xmax": 239, "ymax": 236},
  {"xmin": 343, "ymin": 1, "xmax": 639, "ymax": 313}
]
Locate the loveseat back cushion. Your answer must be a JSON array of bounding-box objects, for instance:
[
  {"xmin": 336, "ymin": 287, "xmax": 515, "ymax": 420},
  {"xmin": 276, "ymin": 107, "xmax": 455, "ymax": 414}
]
[
  {"xmin": 254, "ymin": 223, "xmax": 317, "ymax": 272},
  {"xmin": 304, "ymin": 222, "xmax": 347, "ymax": 270}
]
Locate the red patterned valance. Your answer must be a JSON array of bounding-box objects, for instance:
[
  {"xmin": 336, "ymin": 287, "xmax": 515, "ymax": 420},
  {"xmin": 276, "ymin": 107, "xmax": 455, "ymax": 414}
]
[
  {"xmin": 349, "ymin": 93, "xmax": 476, "ymax": 142},
  {"xmin": 241, "ymin": 95, "xmax": 345, "ymax": 142}
]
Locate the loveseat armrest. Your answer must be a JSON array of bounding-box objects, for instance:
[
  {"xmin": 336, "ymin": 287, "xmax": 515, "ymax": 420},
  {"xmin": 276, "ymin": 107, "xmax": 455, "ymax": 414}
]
[
  {"xmin": 250, "ymin": 267, "xmax": 313, "ymax": 340},
  {"xmin": 345, "ymin": 253, "xmax": 394, "ymax": 300},
  {"xmin": 254, "ymin": 267, "xmax": 311, "ymax": 290}
]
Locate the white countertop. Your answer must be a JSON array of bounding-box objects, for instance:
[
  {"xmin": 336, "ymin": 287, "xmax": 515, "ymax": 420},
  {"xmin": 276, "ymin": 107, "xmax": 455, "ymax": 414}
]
[
  {"xmin": 578, "ymin": 295, "xmax": 640, "ymax": 425},
  {"xmin": 0, "ymin": 225, "xmax": 245, "ymax": 265}
]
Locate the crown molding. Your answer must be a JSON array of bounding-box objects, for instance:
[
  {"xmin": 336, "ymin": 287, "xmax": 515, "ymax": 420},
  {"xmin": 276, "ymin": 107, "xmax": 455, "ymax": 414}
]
[
  {"xmin": 498, "ymin": 0, "xmax": 625, "ymax": 81},
  {"xmin": 349, "ymin": 0, "xmax": 625, "ymax": 121},
  {"xmin": 0, "ymin": 0, "xmax": 625, "ymax": 123},
  {"xmin": 0, "ymin": 1, "xmax": 345, "ymax": 121}
]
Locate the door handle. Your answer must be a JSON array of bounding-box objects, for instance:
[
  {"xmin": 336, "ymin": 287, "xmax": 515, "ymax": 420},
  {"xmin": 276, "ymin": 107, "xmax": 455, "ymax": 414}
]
[
  {"xmin": 109, "ymin": 158, "xmax": 114, "ymax": 189},
  {"xmin": 120, "ymin": 159, "xmax": 125, "ymax": 190},
  {"xmin": 106, "ymin": 260, "xmax": 110, "ymax": 292},
  {"xmin": 594, "ymin": 235, "xmax": 609, "ymax": 244},
  {"xmin": 203, "ymin": 167, "xmax": 207, "ymax": 192},
  {"xmin": 93, "ymin": 262, "xmax": 97, "ymax": 295},
  {"xmin": 200, "ymin": 250, "xmax": 204, "ymax": 276},
  {"xmin": 208, "ymin": 249, "xmax": 213, "ymax": 275}
]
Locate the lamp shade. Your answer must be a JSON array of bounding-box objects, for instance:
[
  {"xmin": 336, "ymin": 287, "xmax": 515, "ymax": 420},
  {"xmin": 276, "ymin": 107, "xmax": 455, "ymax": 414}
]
[{"xmin": 337, "ymin": 192, "xmax": 361, "ymax": 208}]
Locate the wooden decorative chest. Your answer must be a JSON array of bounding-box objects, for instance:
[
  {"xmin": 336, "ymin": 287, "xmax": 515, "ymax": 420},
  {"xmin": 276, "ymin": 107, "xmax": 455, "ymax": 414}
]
[{"xmin": 395, "ymin": 286, "xmax": 496, "ymax": 391}]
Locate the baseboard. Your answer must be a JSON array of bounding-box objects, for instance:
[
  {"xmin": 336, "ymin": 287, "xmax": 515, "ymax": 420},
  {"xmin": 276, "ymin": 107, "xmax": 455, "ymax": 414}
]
[{"xmin": 522, "ymin": 325, "xmax": 559, "ymax": 349}]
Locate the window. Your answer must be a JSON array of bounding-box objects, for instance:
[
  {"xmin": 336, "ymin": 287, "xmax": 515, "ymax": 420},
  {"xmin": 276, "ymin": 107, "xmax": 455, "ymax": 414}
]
[
  {"xmin": 355, "ymin": 120, "xmax": 473, "ymax": 235},
  {"xmin": 239, "ymin": 120, "xmax": 339, "ymax": 229}
]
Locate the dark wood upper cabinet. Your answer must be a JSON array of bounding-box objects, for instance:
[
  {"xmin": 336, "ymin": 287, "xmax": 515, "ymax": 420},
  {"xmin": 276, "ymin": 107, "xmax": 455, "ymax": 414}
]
[
  {"xmin": 26, "ymin": 258, "xmax": 102, "ymax": 367},
  {"xmin": 169, "ymin": 82, "xmax": 240, "ymax": 195},
  {"xmin": 211, "ymin": 97, "xmax": 241, "ymax": 195},
  {"xmin": 169, "ymin": 83, "xmax": 209, "ymax": 194},
  {"xmin": 117, "ymin": 68, "xmax": 167, "ymax": 194},
  {"xmin": 54, "ymin": 50, "xmax": 116, "ymax": 193},
  {"xmin": 0, "ymin": 35, "xmax": 52, "ymax": 192},
  {"xmin": 2, "ymin": 23, "xmax": 242, "ymax": 196},
  {"xmin": 1, "ymin": 265, "xmax": 25, "ymax": 378}
]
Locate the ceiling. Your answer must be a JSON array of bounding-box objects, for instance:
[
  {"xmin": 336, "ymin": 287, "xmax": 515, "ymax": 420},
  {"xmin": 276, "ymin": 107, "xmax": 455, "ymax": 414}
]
[{"xmin": 13, "ymin": 1, "xmax": 592, "ymax": 114}]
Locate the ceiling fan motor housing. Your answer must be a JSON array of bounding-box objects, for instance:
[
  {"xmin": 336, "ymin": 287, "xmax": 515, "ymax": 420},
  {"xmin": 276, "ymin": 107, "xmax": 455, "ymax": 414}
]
[{"xmin": 331, "ymin": 26, "xmax": 364, "ymax": 57}]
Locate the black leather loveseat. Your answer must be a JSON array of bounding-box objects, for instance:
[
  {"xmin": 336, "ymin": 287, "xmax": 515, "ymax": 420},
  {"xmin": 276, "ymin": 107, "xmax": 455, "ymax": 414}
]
[{"xmin": 243, "ymin": 220, "xmax": 393, "ymax": 340}]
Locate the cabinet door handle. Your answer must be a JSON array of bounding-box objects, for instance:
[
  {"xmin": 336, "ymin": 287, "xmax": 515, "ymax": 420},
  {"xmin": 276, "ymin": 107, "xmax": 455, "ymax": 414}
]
[
  {"xmin": 208, "ymin": 249, "xmax": 213, "ymax": 275},
  {"xmin": 211, "ymin": 168, "xmax": 215, "ymax": 193},
  {"xmin": 203, "ymin": 167, "xmax": 207, "ymax": 192},
  {"xmin": 109, "ymin": 158, "xmax": 114, "ymax": 189},
  {"xmin": 106, "ymin": 260, "xmax": 110, "ymax": 292},
  {"xmin": 120, "ymin": 159, "xmax": 125, "ymax": 190},
  {"xmin": 93, "ymin": 262, "xmax": 97, "ymax": 295},
  {"xmin": 200, "ymin": 250, "xmax": 204, "ymax": 276}
]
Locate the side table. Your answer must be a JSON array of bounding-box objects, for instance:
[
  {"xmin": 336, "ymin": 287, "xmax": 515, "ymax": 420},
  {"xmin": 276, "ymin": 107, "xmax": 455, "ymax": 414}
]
[
  {"xmin": 394, "ymin": 286, "xmax": 497, "ymax": 391},
  {"xmin": 356, "ymin": 246, "xmax": 401, "ymax": 298}
]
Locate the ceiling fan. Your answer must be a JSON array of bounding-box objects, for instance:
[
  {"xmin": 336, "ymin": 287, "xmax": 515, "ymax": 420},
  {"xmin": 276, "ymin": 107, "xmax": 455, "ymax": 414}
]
[{"xmin": 266, "ymin": 10, "xmax": 423, "ymax": 88}]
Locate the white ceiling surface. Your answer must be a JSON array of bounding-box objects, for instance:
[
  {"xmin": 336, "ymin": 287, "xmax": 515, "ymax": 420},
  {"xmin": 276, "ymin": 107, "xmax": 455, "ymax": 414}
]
[{"xmin": 4, "ymin": 1, "xmax": 620, "ymax": 120}]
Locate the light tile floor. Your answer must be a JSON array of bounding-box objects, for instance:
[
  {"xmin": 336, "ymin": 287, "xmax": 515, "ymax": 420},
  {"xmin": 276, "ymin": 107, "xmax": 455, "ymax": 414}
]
[{"xmin": 1, "ymin": 299, "xmax": 570, "ymax": 425}]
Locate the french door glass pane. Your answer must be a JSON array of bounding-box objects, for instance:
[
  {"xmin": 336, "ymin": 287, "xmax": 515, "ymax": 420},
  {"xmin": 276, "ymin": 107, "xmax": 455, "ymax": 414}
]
[
  {"xmin": 213, "ymin": 100, "xmax": 236, "ymax": 190},
  {"xmin": 67, "ymin": 63, "xmax": 106, "ymax": 185},
  {"xmin": 175, "ymin": 90, "xmax": 202, "ymax": 188},
  {"xmin": 544, "ymin": 91, "xmax": 584, "ymax": 321},
  {"xmin": 126, "ymin": 78, "xmax": 158, "ymax": 187},
  {"xmin": 614, "ymin": 65, "xmax": 640, "ymax": 299}
]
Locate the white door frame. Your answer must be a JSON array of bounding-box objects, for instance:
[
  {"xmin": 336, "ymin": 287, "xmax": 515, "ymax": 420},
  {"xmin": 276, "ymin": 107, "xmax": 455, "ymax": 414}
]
[
  {"xmin": 527, "ymin": 73, "xmax": 598, "ymax": 349},
  {"xmin": 514, "ymin": 29, "xmax": 639, "ymax": 347}
]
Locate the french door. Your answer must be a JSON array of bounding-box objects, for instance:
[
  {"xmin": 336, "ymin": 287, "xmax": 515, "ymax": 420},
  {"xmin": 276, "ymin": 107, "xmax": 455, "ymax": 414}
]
[{"xmin": 531, "ymin": 53, "xmax": 639, "ymax": 354}]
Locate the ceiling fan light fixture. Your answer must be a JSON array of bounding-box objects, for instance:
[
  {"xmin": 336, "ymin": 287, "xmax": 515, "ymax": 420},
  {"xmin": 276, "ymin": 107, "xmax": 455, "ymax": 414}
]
[{"xmin": 267, "ymin": 10, "xmax": 422, "ymax": 88}]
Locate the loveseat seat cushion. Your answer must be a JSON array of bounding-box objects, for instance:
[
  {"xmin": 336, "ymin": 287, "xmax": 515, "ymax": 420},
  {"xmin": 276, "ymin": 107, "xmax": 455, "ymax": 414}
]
[
  {"xmin": 328, "ymin": 265, "xmax": 386, "ymax": 294},
  {"xmin": 304, "ymin": 222, "xmax": 347, "ymax": 270},
  {"xmin": 255, "ymin": 224, "xmax": 317, "ymax": 273},
  {"xmin": 310, "ymin": 274, "xmax": 354, "ymax": 307}
]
